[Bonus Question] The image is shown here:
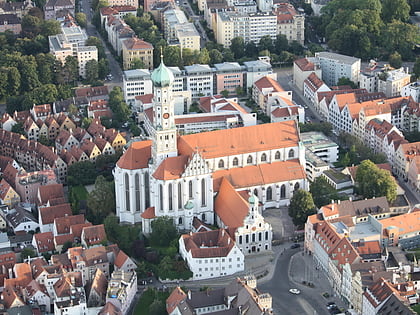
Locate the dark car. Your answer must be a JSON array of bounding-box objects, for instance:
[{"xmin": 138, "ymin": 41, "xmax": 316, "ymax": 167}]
[{"xmin": 290, "ymin": 243, "xmax": 300, "ymax": 249}]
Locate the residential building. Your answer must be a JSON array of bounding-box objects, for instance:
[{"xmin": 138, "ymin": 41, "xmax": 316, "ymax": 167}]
[
  {"xmin": 315, "ymin": 52, "xmax": 361, "ymax": 86},
  {"xmin": 184, "ymin": 64, "xmax": 214, "ymax": 99},
  {"xmin": 293, "ymin": 57, "xmax": 322, "ymax": 91},
  {"xmin": 38, "ymin": 204, "xmax": 72, "ymax": 233},
  {"xmin": 0, "ymin": 179, "xmax": 19, "ymax": 207},
  {"xmin": 174, "ymin": 23, "xmax": 200, "ymax": 51},
  {"xmin": 44, "ymin": 0, "xmax": 74, "ymax": 20},
  {"xmin": 252, "ymin": 76, "xmax": 292, "ymax": 115},
  {"xmin": 107, "ymin": 0, "xmax": 139, "ymax": 8},
  {"xmin": 0, "ymin": 14, "xmax": 21, "ymax": 34},
  {"xmin": 378, "ymin": 68, "xmax": 411, "ymax": 98},
  {"xmin": 213, "ymin": 62, "xmax": 243, "ymax": 95},
  {"xmin": 243, "ymin": 59, "xmax": 275, "ymax": 89},
  {"xmin": 99, "ymin": 6, "xmax": 137, "ymax": 25},
  {"xmin": 86, "ymin": 269, "xmax": 108, "ymax": 308},
  {"xmin": 215, "ymin": 11, "xmax": 277, "ymax": 48},
  {"xmin": 166, "ymin": 276, "xmax": 273, "ymax": 314},
  {"xmin": 274, "ymin": 3, "xmax": 304, "ymax": 44},
  {"xmin": 303, "ymin": 72, "xmax": 330, "ymax": 104},
  {"xmin": 402, "ymin": 81, "xmax": 420, "ymax": 102},
  {"xmin": 4, "ymin": 206, "xmax": 38, "ymax": 233},
  {"xmin": 53, "ymin": 272, "xmax": 87, "ymax": 315},
  {"xmin": 123, "ymin": 69, "xmax": 153, "ymax": 104},
  {"xmin": 106, "ymin": 270, "xmax": 137, "ymax": 315},
  {"xmin": 179, "ymin": 229, "xmax": 244, "ymax": 280},
  {"xmin": 121, "ymin": 37, "xmax": 154, "ymax": 70},
  {"xmin": 0, "ymin": 0, "xmax": 33, "ymax": 18}
]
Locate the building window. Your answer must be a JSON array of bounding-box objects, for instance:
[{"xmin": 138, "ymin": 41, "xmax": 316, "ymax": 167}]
[
  {"xmin": 218, "ymin": 159, "xmax": 224, "ymax": 168},
  {"xmin": 201, "ymin": 178, "xmax": 206, "ymax": 206},
  {"xmin": 288, "ymin": 149, "xmax": 295, "ymax": 158},
  {"xmin": 125, "ymin": 173, "xmax": 130, "ymax": 212},
  {"xmin": 159, "ymin": 184, "xmax": 163, "ymax": 211},
  {"xmin": 233, "ymin": 157, "xmax": 238, "ymax": 166},
  {"xmin": 202, "ymin": 213, "xmax": 206, "ymax": 221},
  {"xmin": 135, "ymin": 174, "xmax": 140, "ymax": 212},
  {"xmin": 178, "ymin": 182, "xmax": 182, "ymax": 209},
  {"xmin": 168, "ymin": 184, "xmax": 173, "ymax": 210},
  {"xmin": 247, "ymin": 155, "xmax": 253, "ymax": 164},
  {"xmin": 178, "ymin": 217, "xmax": 182, "ymax": 225},
  {"xmin": 294, "ymin": 182, "xmax": 300, "ymax": 191},
  {"xmin": 189, "ymin": 180, "xmax": 193, "ymax": 198},
  {"xmin": 261, "ymin": 153, "xmax": 267, "ymax": 162},
  {"xmin": 144, "ymin": 172, "xmax": 150, "ymax": 208},
  {"xmin": 280, "ymin": 184, "xmax": 286, "ymax": 199},
  {"xmin": 253, "ymin": 188, "xmax": 258, "ymax": 197},
  {"xmin": 239, "ymin": 235, "xmax": 242, "ymax": 244},
  {"xmin": 275, "ymin": 151, "xmax": 280, "ymax": 160},
  {"xmin": 266, "ymin": 186, "xmax": 272, "ymax": 201}
]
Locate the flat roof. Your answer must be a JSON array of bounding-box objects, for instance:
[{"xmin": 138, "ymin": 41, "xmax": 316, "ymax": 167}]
[
  {"xmin": 301, "ymin": 131, "xmax": 338, "ymax": 151},
  {"xmin": 347, "ymin": 221, "xmax": 381, "ymax": 242},
  {"xmin": 316, "ymin": 52, "xmax": 360, "ymax": 64}
]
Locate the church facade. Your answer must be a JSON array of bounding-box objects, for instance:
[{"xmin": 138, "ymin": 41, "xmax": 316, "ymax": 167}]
[{"xmin": 114, "ymin": 57, "xmax": 308, "ymax": 233}]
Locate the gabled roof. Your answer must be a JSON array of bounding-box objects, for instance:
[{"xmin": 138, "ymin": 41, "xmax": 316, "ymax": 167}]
[
  {"xmin": 178, "ymin": 120, "xmax": 299, "ymax": 159},
  {"xmin": 34, "ymin": 232, "xmax": 55, "ymax": 253},
  {"xmin": 215, "ymin": 178, "xmax": 249, "ymax": 228},
  {"xmin": 99, "ymin": 301, "xmax": 122, "ymax": 315},
  {"xmin": 304, "ymin": 72, "xmax": 325, "ymax": 92},
  {"xmin": 123, "ymin": 37, "xmax": 153, "ymax": 50},
  {"xmin": 87, "ymin": 269, "xmax": 108, "ymax": 305},
  {"xmin": 0, "ymin": 178, "xmax": 16, "ymax": 200},
  {"xmin": 70, "ymin": 222, "xmax": 92, "ymax": 238},
  {"xmin": 212, "ymin": 159, "xmax": 306, "ymax": 191},
  {"xmin": 82, "ymin": 224, "xmax": 106, "ymax": 246},
  {"xmin": 54, "ymin": 214, "xmax": 85, "ymax": 235},
  {"xmin": 38, "ymin": 184, "xmax": 64, "ymax": 206},
  {"xmin": 294, "ymin": 58, "xmax": 316, "ymax": 71},
  {"xmin": 39, "ymin": 203, "xmax": 72, "ymax": 225},
  {"xmin": 116, "ymin": 140, "xmax": 152, "ymax": 170},
  {"xmin": 3, "ymin": 163, "xmax": 18, "ymax": 189},
  {"xmin": 152, "ymin": 155, "xmax": 189, "ymax": 180},
  {"xmin": 5, "ymin": 206, "xmax": 37, "ymax": 229},
  {"xmin": 181, "ymin": 229, "xmax": 236, "ymax": 258},
  {"xmin": 166, "ymin": 287, "xmax": 189, "ymax": 314},
  {"xmin": 254, "ymin": 76, "xmax": 284, "ymax": 92},
  {"xmin": 381, "ymin": 211, "xmax": 420, "ymax": 237},
  {"xmin": 75, "ymin": 86, "xmax": 109, "ymax": 98},
  {"xmin": 114, "ymin": 250, "xmax": 130, "ymax": 268}
]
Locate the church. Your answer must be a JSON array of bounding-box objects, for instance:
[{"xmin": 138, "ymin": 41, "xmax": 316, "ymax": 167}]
[{"xmin": 114, "ymin": 56, "xmax": 308, "ymax": 234}]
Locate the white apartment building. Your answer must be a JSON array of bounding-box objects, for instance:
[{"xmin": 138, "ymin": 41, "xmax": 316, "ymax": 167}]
[
  {"xmin": 106, "ymin": 0, "xmax": 139, "ymax": 8},
  {"xmin": 184, "ymin": 64, "xmax": 214, "ymax": 99},
  {"xmin": 243, "ymin": 59, "xmax": 276, "ymax": 89},
  {"xmin": 402, "ymin": 81, "xmax": 420, "ymax": 102},
  {"xmin": 49, "ymin": 26, "xmax": 98, "ymax": 79},
  {"xmin": 162, "ymin": 9, "xmax": 188, "ymax": 41},
  {"xmin": 123, "ymin": 69, "xmax": 153, "ymax": 104},
  {"xmin": 215, "ymin": 11, "xmax": 277, "ymax": 47},
  {"xmin": 378, "ymin": 68, "xmax": 411, "ymax": 98},
  {"xmin": 315, "ymin": 52, "xmax": 361, "ymax": 86},
  {"xmin": 106, "ymin": 271, "xmax": 137, "ymax": 315},
  {"xmin": 179, "ymin": 229, "xmax": 245, "ymax": 280},
  {"xmin": 274, "ymin": 3, "xmax": 305, "ymax": 45}
]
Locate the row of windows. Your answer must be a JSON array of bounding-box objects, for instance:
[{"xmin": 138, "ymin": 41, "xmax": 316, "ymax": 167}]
[{"xmin": 217, "ymin": 149, "xmax": 295, "ymax": 168}]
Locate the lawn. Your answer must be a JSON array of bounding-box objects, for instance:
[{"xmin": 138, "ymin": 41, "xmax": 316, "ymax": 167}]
[
  {"xmin": 134, "ymin": 288, "xmax": 170, "ymax": 315},
  {"xmin": 69, "ymin": 185, "xmax": 89, "ymax": 214},
  {"xmin": 411, "ymin": 304, "xmax": 420, "ymax": 314}
]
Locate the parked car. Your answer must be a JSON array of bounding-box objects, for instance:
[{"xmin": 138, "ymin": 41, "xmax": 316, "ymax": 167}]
[{"xmin": 290, "ymin": 243, "xmax": 301, "ymax": 249}]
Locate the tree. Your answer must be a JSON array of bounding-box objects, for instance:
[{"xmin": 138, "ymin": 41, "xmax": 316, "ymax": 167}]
[
  {"xmin": 275, "ymin": 35, "xmax": 289, "ymax": 54},
  {"xmin": 245, "ymin": 41, "xmax": 258, "ymax": 58},
  {"xmin": 67, "ymin": 161, "xmax": 96, "ymax": 186},
  {"xmin": 209, "ymin": 49, "xmax": 223, "ymax": 64},
  {"xmin": 230, "ymin": 37, "xmax": 245, "ymax": 59},
  {"xmin": 75, "ymin": 12, "xmax": 87, "ymax": 28},
  {"xmin": 150, "ymin": 216, "xmax": 177, "ymax": 247},
  {"xmin": 259, "ymin": 35, "xmax": 274, "ymax": 53},
  {"xmin": 310, "ymin": 177, "xmax": 341, "ymax": 208},
  {"xmin": 355, "ymin": 160, "xmax": 397, "ymax": 202},
  {"xmin": 85, "ymin": 59, "xmax": 99, "ymax": 83},
  {"xmin": 149, "ymin": 300, "xmax": 166, "ymax": 315},
  {"xmin": 197, "ymin": 48, "xmax": 210, "ymax": 65},
  {"xmin": 221, "ymin": 90, "xmax": 229, "ymax": 98},
  {"xmin": 109, "ymin": 87, "xmax": 130, "ymax": 123},
  {"xmin": 389, "ymin": 51, "xmax": 402, "ymax": 69},
  {"xmin": 11, "ymin": 122, "xmax": 25, "ymax": 135},
  {"xmin": 40, "ymin": 19, "xmax": 60, "ymax": 37},
  {"xmin": 87, "ymin": 176, "xmax": 116, "ymax": 224},
  {"xmin": 98, "ymin": 58, "xmax": 109, "ymax": 79},
  {"xmin": 20, "ymin": 56, "xmax": 41, "ymax": 92},
  {"xmin": 288, "ymin": 189, "xmax": 316, "ymax": 227},
  {"xmin": 130, "ymin": 58, "xmax": 145, "ymax": 69},
  {"xmin": 337, "ymin": 77, "xmax": 357, "ymax": 89},
  {"xmin": 61, "ymin": 241, "xmax": 73, "ymax": 253},
  {"xmin": 21, "ymin": 15, "xmax": 41, "ymax": 38},
  {"xmin": 414, "ymin": 57, "xmax": 420, "ymax": 79},
  {"xmin": 21, "ymin": 247, "xmax": 36, "ymax": 259},
  {"xmin": 7, "ymin": 67, "xmax": 20, "ymax": 96},
  {"xmin": 381, "ymin": 0, "xmax": 410, "ymax": 23}
]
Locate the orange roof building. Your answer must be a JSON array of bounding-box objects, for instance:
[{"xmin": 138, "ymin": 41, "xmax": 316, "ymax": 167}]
[{"xmin": 114, "ymin": 58, "xmax": 308, "ymax": 235}]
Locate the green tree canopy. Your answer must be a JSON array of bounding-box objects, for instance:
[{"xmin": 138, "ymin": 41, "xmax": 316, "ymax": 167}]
[
  {"xmin": 230, "ymin": 37, "xmax": 245, "ymax": 59},
  {"xmin": 67, "ymin": 161, "xmax": 96, "ymax": 186},
  {"xmin": 87, "ymin": 176, "xmax": 116, "ymax": 224},
  {"xmin": 414, "ymin": 57, "xmax": 420, "ymax": 79},
  {"xmin": 149, "ymin": 300, "xmax": 166, "ymax": 315},
  {"xmin": 150, "ymin": 216, "xmax": 178, "ymax": 247},
  {"xmin": 381, "ymin": 0, "xmax": 410, "ymax": 23},
  {"xmin": 75, "ymin": 12, "xmax": 87, "ymax": 28},
  {"xmin": 288, "ymin": 189, "xmax": 316, "ymax": 228},
  {"xmin": 85, "ymin": 59, "xmax": 99, "ymax": 83},
  {"xmin": 337, "ymin": 77, "xmax": 357, "ymax": 89},
  {"xmin": 209, "ymin": 49, "xmax": 223, "ymax": 65},
  {"xmin": 389, "ymin": 51, "xmax": 402, "ymax": 69},
  {"xmin": 310, "ymin": 176, "xmax": 342, "ymax": 208},
  {"xmin": 355, "ymin": 160, "xmax": 397, "ymax": 202}
]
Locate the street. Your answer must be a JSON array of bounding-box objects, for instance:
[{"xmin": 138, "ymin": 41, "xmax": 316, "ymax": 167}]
[{"xmin": 81, "ymin": 0, "xmax": 123, "ymax": 89}]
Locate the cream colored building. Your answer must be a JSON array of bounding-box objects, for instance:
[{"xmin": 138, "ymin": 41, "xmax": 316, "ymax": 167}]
[
  {"xmin": 107, "ymin": 0, "xmax": 139, "ymax": 8},
  {"xmin": 122, "ymin": 37, "xmax": 154, "ymax": 70},
  {"xmin": 274, "ymin": 3, "xmax": 304, "ymax": 45},
  {"xmin": 77, "ymin": 47, "xmax": 98, "ymax": 78},
  {"xmin": 378, "ymin": 68, "xmax": 411, "ymax": 98},
  {"xmin": 174, "ymin": 23, "xmax": 200, "ymax": 51}
]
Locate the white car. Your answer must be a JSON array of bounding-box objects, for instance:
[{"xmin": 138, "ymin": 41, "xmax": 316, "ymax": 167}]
[{"xmin": 289, "ymin": 288, "xmax": 300, "ymax": 295}]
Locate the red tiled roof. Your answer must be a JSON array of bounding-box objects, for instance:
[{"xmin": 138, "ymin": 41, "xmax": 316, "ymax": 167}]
[
  {"xmin": 82, "ymin": 224, "xmax": 106, "ymax": 246},
  {"xmin": 38, "ymin": 184, "xmax": 64, "ymax": 206},
  {"xmin": 294, "ymin": 58, "xmax": 315, "ymax": 71},
  {"xmin": 254, "ymin": 76, "xmax": 284, "ymax": 92},
  {"xmin": 123, "ymin": 37, "xmax": 153, "ymax": 50},
  {"xmin": 141, "ymin": 207, "xmax": 155, "ymax": 219},
  {"xmin": 54, "ymin": 214, "xmax": 85, "ymax": 235},
  {"xmin": 34, "ymin": 232, "xmax": 55, "ymax": 253},
  {"xmin": 181, "ymin": 229, "xmax": 236, "ymax": 258},
  {"xmin": 116, "ymin": 140, "xmax": 152, "ymax": 170},
  {"xmin": 152, "ymin": 155, "xmax": 189, "ymax": 180},
  {"xmin": 39, "ymin": 204, "xmax": 72, "ymax": 225}
]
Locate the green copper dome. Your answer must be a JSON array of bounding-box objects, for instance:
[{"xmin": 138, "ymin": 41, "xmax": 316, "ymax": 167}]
[{"xmin": 151, "ymin": 56, "xmax": 174, "ymax": 88}]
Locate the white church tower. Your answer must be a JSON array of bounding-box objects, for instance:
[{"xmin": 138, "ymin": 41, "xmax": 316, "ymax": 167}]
[{"xmin": 150, "ymin": 53, "xmax": 178, "ymax": 169}]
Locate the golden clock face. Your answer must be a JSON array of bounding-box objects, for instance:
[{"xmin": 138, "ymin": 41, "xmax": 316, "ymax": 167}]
[{"xmin": 163, "ymin": 113, "xmax": 170, "ymax": 119}]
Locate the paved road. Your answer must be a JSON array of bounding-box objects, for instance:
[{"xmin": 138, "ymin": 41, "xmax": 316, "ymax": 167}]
[{"xmin": 81, "ymin": 0, "xmax": 123, "ymax": 89}]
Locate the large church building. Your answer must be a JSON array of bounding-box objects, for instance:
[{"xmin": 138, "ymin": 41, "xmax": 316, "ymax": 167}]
[{"xmin": 114, "ymin": 57, "xmax": 308, "ymax": 233}]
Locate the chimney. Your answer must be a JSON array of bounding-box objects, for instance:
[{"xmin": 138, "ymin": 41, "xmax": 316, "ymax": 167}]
[{"xmin": 187, "ymin": 290, "xmax": 191, "ymax": 300}]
